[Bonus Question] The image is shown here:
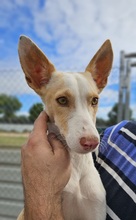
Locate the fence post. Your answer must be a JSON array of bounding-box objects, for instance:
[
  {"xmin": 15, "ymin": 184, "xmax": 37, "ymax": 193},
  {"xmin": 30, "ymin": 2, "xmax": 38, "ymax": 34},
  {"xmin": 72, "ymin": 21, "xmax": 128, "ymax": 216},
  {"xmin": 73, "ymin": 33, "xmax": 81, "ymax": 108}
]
[{"xmin": 118, "ymin": 51, "xmax": 125, "ymax": 122}]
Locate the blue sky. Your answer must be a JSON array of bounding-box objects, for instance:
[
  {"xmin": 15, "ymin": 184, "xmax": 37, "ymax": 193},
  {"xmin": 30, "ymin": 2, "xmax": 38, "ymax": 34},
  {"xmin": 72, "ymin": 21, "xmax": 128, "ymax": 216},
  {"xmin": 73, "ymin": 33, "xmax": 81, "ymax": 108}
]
[{"xmin": 0, "ymin": 0, "xmax": 136, "ymax": 119}]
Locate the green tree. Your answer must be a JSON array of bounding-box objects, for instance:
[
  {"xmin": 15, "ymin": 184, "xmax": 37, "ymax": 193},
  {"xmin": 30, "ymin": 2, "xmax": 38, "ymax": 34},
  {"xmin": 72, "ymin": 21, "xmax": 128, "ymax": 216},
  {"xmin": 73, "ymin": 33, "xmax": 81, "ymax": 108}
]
[
  {"xmin": 29, "ymin": 103, "xmax": 44, "ymax": 123},
  {"xmin": 0, "ymin": 94, "xmax": 22, "ymax": 122},
  {"xmin": 96, "ymin": 117, "xmax": 107, "ymax": 127},
  {"xmin": 107, "ymin": 103, "xmax": 118, "ymax": 125},
  {"xmin": 107, "ymin": 103, "xmax": 132, "ymax": 126}
]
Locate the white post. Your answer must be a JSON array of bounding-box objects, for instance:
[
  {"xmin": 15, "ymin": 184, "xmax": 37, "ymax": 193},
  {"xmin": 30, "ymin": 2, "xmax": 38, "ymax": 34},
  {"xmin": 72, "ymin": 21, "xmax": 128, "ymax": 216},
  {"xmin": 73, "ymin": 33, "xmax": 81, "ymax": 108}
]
[
  {"xmin": 118, "ymin": 51, "xmax": 125, "ymax": 122},
  {"xmin": 124, "ymin": 60, "xmax": 131, "ymax": 120}
]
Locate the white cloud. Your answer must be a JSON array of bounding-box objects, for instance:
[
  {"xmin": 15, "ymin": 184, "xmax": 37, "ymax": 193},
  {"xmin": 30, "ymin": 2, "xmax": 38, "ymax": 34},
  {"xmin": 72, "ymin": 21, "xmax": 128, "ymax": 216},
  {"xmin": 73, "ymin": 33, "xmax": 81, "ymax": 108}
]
[
  {"xmin": 27, "ymin": 0, "xmax": 136, "ymax": 70},
  {"xmin": 1, "ymin": 0, "xmax": 136, "ymax": 70}
]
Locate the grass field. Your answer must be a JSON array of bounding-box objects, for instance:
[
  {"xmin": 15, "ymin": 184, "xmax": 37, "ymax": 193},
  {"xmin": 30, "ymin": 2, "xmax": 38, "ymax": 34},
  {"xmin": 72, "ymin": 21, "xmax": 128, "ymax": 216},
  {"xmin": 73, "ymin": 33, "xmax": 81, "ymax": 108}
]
[
  {"xmin": 0, "ymin": 132, "xmax": 29, "ymax": 147},
  {"xmin": 0, "ymin": 128, "xmax": 105, "ymax": 148}
]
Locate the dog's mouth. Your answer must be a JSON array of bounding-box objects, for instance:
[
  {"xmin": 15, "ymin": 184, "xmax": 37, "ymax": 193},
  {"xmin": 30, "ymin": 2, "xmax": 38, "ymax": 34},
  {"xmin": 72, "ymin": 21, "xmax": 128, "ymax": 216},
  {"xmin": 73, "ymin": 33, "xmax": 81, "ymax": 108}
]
[
  {"xmin": 81, "ymin": 144, "xmax": 99, "ymax": 153},
  {"xmin": 72, "ymin": 143, "xmax": 99, "ymax": 154}
]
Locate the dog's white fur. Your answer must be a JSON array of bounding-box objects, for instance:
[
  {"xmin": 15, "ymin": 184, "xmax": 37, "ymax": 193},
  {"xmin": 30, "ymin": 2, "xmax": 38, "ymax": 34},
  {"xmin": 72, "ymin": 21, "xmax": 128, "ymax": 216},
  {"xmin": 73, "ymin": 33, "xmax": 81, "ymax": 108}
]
[{"xmin": 17, "ymin": 36, "xmax": 113, "ymax": 220}]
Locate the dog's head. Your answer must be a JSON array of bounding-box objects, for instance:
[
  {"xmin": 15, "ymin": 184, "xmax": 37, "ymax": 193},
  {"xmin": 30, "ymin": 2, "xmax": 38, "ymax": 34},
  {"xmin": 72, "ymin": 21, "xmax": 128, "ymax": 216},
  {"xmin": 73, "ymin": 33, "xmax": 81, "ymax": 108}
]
[{"xmin": 18, "ymin": 36, "xmax": 113, "ymax": 154}]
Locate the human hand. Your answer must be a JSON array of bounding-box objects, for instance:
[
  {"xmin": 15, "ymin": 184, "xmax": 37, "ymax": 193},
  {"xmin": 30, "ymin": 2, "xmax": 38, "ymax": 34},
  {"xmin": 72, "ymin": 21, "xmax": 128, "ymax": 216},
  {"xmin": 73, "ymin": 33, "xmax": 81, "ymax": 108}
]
[{"xmin": 21, "ymin": 111, "xmax": 71, "ymax": 219}]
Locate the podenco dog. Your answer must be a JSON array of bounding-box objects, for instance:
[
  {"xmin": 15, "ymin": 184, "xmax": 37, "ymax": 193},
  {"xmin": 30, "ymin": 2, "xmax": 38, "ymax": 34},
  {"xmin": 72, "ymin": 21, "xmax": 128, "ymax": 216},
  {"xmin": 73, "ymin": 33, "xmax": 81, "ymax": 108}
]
[{"xmin": 17, "ymin": 36, "xmax": 113, "ymax": 220}]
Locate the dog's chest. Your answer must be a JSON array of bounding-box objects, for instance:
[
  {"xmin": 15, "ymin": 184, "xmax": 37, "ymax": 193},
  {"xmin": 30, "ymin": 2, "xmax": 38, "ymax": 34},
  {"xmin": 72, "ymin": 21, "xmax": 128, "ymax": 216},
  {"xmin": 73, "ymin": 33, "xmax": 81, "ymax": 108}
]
[
  {"xmin": 62, "ymin": 153, "xmax": 106, "ymax": 220},
  {"xmin": 47, "ymin": 122, "xmax": 106, "ymax": 220},
  {"xmin": 64, "ymin": 152, "xmax": 94, "ymax": 193}
]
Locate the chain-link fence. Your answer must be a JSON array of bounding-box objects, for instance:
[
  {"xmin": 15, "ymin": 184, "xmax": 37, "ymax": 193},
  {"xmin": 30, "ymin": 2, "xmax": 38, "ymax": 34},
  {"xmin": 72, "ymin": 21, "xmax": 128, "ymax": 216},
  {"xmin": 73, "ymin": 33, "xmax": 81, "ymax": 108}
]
[
  {"xmin": 1, "ymin": 66, "xmax": 136, "ymax": 127},
  {"xmin": 0, "ymin": 68, "xmax": 40, "ymax": 220},
  {"xmin": 0, "ymin": 147, "xmax": 23, "ymax": 220},
  {"xmin": 0, "ymin": 68, "xmax": 44, "ymax": 127},
  {"xmin": 0, "ymin": 67, "xmax": 135, "ymax": 219}
]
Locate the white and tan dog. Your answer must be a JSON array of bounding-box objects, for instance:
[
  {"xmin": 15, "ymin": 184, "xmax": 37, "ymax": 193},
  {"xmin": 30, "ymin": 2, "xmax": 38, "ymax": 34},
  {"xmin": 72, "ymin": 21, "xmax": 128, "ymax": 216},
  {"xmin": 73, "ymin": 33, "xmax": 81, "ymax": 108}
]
[{"xmin": 17, "ymin": 36, "xmax": 113, "ymax": 220}]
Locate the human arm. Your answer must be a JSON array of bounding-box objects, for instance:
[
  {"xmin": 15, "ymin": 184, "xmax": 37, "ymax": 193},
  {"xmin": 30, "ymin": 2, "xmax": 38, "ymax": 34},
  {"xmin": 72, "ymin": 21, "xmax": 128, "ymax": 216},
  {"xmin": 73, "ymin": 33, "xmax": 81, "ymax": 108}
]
[{"xmin": 18, "ymin": 111, "xmax": 71, "ymax": 220}]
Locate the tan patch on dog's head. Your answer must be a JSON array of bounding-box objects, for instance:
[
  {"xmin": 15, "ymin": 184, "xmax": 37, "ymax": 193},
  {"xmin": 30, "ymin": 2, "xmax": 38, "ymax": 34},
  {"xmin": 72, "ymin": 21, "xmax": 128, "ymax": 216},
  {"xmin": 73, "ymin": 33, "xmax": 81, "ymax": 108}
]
[{"xmin": 42, "ymin": 72, "xmax": 75, "ymax": 136}]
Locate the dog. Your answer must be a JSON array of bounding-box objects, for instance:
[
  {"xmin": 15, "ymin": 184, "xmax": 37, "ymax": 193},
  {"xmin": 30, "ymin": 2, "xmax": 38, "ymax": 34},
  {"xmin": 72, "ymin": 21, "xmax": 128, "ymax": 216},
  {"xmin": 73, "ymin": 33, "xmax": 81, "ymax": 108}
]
[{"xmin": 17, "ymin": 36, "xmax": 113, "ymax": 220}]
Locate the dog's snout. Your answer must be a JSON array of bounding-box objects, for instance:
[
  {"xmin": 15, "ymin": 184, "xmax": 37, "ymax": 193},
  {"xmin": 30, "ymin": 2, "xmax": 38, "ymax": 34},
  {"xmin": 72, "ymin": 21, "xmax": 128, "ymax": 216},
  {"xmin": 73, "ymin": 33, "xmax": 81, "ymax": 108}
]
[{"xmin": 80, "ymin": 137, "xmax": 99, "ymax": 151}]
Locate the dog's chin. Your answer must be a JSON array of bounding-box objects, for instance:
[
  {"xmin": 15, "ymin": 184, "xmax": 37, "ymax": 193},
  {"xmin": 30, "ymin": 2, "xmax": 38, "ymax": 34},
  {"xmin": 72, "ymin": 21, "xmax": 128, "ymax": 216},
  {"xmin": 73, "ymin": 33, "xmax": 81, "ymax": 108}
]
[{"xmin": 69, "ymin": 144, "xmax": 98, "ymax": 154}]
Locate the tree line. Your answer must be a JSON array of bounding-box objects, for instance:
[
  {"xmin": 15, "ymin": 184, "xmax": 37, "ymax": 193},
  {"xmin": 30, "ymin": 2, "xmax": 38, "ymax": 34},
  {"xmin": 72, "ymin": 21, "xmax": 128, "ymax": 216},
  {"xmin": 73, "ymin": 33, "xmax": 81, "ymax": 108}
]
[
  {"xmin": 0, "ymin": 94, "xmax": 43, "ymax": 124},
  {"xmin": 0, "ymin": 94, "xmax": 133, "ymax": 126}
]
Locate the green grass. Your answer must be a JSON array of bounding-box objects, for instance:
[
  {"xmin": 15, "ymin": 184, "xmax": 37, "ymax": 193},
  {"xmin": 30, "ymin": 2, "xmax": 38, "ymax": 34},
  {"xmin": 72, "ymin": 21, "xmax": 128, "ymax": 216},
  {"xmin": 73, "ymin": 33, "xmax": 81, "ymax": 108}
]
[
  {"xmin": 0, "ymin": 127, "xmax": 105, "ymax": 148},
  {"xmin": 0, "ymin": 133, "xmax": 28, "ymax": 147}
]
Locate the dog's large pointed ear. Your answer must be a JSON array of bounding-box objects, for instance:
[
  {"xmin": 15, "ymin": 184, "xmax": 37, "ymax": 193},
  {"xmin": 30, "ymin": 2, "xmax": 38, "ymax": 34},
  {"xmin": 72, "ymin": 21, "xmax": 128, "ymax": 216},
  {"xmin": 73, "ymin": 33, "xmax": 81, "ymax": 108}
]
[
  {"xmin": 18, "ymin": 36, "xmax": 56, "ymax": 95},
  {"xmin": 85, "ymin": 40, "xmax": 113, "ymax": 93}
]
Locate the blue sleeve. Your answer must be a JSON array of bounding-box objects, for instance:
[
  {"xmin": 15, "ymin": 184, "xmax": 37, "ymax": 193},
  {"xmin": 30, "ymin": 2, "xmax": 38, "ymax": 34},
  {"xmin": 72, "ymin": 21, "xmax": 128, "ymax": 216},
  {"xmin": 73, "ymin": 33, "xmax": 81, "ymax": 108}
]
[{"xmin": 94, "ymin": 121, "xmax": 136, "ymax": 220}]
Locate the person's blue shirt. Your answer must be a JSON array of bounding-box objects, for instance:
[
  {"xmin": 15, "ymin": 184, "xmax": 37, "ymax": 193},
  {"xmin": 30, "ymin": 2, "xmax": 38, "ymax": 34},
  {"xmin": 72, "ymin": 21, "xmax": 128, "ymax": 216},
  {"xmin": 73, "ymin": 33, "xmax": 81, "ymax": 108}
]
[{"xmin": 94, "ymin": 120, "xmax": 136, "ymax": 220}]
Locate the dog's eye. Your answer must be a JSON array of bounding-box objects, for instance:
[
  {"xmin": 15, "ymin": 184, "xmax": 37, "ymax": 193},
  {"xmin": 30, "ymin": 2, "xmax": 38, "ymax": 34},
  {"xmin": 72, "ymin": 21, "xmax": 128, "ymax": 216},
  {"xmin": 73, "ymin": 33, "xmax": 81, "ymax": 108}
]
[
  {"xmin": 56, "ymin": 97, "xmax": 68, "ymax": 106},
  {"xmin": 91, "ymin": 97, "xmax": 98, "ymax": 106}
]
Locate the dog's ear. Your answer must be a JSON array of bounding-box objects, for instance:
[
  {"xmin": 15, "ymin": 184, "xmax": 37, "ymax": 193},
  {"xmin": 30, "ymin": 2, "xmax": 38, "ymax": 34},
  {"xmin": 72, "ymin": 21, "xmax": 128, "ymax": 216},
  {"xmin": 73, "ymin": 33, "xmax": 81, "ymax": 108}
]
[
  {"xmin": 18, "ymin": 36, "xmax": 55, "ymax": 95},
  {"xmin": 85, "ymin": 40, "xmax": 113, "ymax": 93}
]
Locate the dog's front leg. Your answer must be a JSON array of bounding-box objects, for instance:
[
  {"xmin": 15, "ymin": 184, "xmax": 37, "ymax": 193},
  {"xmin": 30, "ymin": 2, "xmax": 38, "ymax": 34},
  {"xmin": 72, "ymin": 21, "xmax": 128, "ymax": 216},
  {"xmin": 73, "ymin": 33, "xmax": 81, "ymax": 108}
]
[{"xmin": 79, "ymin": 167, "xmax": 106, "ymax": 220}]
